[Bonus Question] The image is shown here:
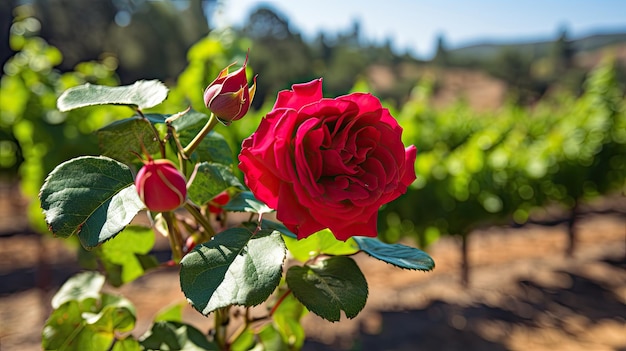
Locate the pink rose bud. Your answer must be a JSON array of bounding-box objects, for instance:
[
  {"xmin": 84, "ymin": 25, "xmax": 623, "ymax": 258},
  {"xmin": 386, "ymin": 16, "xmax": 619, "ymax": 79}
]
[
  {"xmin": 203, "ymin": 54, "xmax": 257, "ymax": 124},
  {"xmin": 135, "ymin": 159, "xmax": 187, "ymax": 212}
]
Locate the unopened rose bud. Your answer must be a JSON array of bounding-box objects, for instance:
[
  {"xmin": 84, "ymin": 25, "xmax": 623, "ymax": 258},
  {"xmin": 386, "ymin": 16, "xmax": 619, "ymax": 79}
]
[
  {"xmin": 203, "ymin": 54, "xmax": 257, "ymax": 124},
  {"xmin": 135, "ymin": 159, "xmax": 187, "ymax": 212}
]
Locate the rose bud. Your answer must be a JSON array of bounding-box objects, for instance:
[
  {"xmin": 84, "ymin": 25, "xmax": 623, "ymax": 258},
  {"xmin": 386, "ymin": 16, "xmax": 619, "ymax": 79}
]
[
  {"xmin": 135, "ymin": 159, "xmax": 187, "ymax": 212},
  {"xmin": 203, "ymin": 55, "xmax": 257, "ymax": 124},
  {"xmin": 208, "ymin": 191, "xmax": 230, "ymax": 214}
]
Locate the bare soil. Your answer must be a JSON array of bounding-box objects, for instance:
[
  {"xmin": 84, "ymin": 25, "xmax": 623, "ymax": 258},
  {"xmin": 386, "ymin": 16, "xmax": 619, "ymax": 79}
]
[{"xmin": 1, "ymin": 181, "xmax": 625, "ymax": 351}]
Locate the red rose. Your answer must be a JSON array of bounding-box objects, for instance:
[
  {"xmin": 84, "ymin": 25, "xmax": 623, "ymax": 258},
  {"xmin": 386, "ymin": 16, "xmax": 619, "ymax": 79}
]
[{"xmin": 239, "ymin": 79, "xmax": 416, "ymax": 240}]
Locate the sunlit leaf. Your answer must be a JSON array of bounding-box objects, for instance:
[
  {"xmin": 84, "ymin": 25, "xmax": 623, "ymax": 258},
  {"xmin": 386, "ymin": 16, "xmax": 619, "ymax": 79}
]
[
  {"xmin": 353, "ymin": 237, "xmax": 435, "ymax": 271},
  {"xmin": 57, "ymin": 80, "xmax": 168, "ymax": 111},
  {"xmin": 283, "ymin": 229, "xmax": 359, "ymax": 262},
  {"xmin": 51, "ymin": 271, "xmax": 105, "ymax": 309},
  {"xmin": 153, "ymin": 303, "xmax": 184, "ymax": 323},
  {"xmin": 272, "ymin": 292, "xmax": 307, "ymax": 349},
  {"xmin": 111, "ymin": 337, "xmax": 140, "ymax": 351},
  {"xmin": 97, "ymin": 226, "xmax": 157, "ymax": 286},
  {"xmin": 40, "ymin": 156, "xmax": 144, "ymax": 248},
  {"xmin": 43, "ymin": 273, "xmax": 137, "ymax": 351},
  {"xmin": 180, "ymin": 228, "xmax": 286, "ymax": 315}
]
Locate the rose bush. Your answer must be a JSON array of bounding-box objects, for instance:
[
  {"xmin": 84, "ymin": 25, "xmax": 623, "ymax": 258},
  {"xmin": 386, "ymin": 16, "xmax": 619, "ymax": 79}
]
[
  {"xmin": 37, "ymin": 48, "xmax": 435, "ymax": 350},
  {"xmin": 239, "ymin": 78, "xmax": 417, "ymax": 240}
]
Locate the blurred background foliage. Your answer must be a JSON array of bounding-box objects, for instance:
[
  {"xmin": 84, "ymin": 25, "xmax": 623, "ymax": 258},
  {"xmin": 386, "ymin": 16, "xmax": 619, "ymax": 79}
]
[{"xmin": 1, "ymin": 0, "xmax": 625, "ymax": 268}]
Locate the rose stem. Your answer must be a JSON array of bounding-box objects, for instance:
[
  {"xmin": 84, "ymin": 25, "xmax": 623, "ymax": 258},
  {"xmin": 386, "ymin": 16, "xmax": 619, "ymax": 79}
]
[
  {"xmin": 183, "ymin": 112, "xmax": 218, "ymax": 157},
  {"xmin": 162, "ymin": 211, "xmax": 184, "ymax": 263},
  {"xmin": 269, "ymin": 288, "xmax": 292, "ymax": 317},
  {"xmin": 184, "ymin": 201, "xmax": 215, "ymax": 241}
]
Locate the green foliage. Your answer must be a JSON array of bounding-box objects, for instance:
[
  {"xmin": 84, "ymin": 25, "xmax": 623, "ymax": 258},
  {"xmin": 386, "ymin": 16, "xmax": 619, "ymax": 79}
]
[
  {"xmin": 96, "ymin": 116, "xmax": 163, "ymax": 165},
  {"xmin": 271, "ymin": 293, "xmax": 307, "ymax": 349},
  {"xmin": 57, "ymin": 80, "xmax": 169, "ymax": 111},
  {"xmin": 1, "ymin": 13, "xmax": 123, "ymax": 232},
  {"xmin": 382, "ymin": 58, "xmax": 626, "ymax": 247},
  {"xmin": 222, "ymin": 191, "xmax": 274, "ymax": 214},
  {"xmin": 283, "ymin": 229, "xmax": 359, "ymax": 262},
  {"xmin": 170, "ymin": 110, "xmax": 236, "ymax": 167},
  {"xmin": 39, "ymin": 156, "xmax": 144, "ymax": 248},
  {"xmin": 180, "ymin": 228, "xmax": 287, "ymax": 315},
  {"xmin": 140, "ymin": 321, "xmax": 218, "ymax": 351},
  {"xmin": 43, "ymin": 272, "xmax": 136, "ymax": 351},
  {"xmin": 187, "ymin": 162, "xmax": 244, "ymax": 205},
  {"xmin": 286, "ymin": 256, "xmax": 368, "ymax": 322},
  {"xmin": 354, "ymin": 237, "xmax": 435, "ymax": 271},
  {"xmin": 96, "ymin": 226, "xmax": 158, "ymax": 286}
]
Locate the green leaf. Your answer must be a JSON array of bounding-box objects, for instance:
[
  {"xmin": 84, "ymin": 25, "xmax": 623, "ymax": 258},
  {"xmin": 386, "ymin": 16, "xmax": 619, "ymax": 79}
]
[
  {"xmin": 43, "ymin": 273, "xmax": 137, "ymax": 351},
  {"xmin": 256, "ymin": 324, "xmax": 288, "ymax": 351},
  {"xmin": 84, "ymin": 293, "xmax": 136, "ymax": 334},
  {"xmin": 230, "ymin": 328, "xmax": 255, "ymax": 351},
  {"xmin": 222, "ymin": 191, "xmax": 274, "ymax": 215},
  {"xmin": 40, "ymin": 156, "xmax": 145, "ymax": 248},
  {"xmin": 153, "ymin": 303, "xmax": 184, "ymax": 323},
  {"xmin": 97, "ymin": 116, "xmax": 163, "ymax": 165},
  {"xmin": 111, "ymin": 337, "xmax": 141, "ymax": 351},
  {"xmin": 286, "ymin": 256, "xmax": 368, "ymax": 322},
  {"xmin": 43, "ymin": 300, "xmax": 111, "ymax": 351},
  {"xmin": 272, "ymin": 293, "xmax": 307, "ymax": 350},
  {"xmin": 353, "ymin": 237, "xmax": 435, "ymax": 271},
  {"xmin": 283, "ymin": 229, "xmax": 359, "ymax": 262},
  {"xmin": 187, "ymin": 162, "xmax": 243, "ymax": 205},
  {"xmin": 57, "ymin": 80, "xmax": 169, "ymax": 111},
  {"xmin": 140, "ymin": 321, "xmax": 218, "ymax": 351},
  {"xmin": 51, "ymin": 271, "xmax": 105, "ymax": 309},
  {"xmin": 97, "ymin": 226, "xmax": 157, "ymax": 286},
  {"xmin": 168, "ymin": 109, "xmax": 209, "ymax": 132},
  {"xmin": 180, "ymin": 228, "xmax": 286, "ymax": 315},
  {"xmin": 261, "ymin": 220, "xmax": 296, "ymax": 239},
  {"xmin": 171, "ymin": 110, "xmax": 234, "ymax": 165}
]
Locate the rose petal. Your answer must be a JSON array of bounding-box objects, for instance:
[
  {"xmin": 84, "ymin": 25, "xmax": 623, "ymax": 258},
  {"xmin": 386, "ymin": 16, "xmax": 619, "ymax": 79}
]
[{"xmin": 274, "ymin": 78, "xmax": 323, "ymax": 111}]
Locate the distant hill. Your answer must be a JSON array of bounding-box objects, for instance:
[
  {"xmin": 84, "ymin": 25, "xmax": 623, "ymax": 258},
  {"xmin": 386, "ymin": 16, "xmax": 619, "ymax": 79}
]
[{"xmin": 447, "ymin": 31, "xmax": 626, "ymax": 61}]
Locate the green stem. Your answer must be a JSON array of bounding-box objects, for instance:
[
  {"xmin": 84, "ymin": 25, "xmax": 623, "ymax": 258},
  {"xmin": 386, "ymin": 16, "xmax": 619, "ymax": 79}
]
[
  {"xmin": 183, "ymin": 112, "xmax": 218, "ymax": 157},
  {"xmin": 214, "ymin": 307, "xmax": 230, "ymax": 350},
  {"xmin": 184, "ymin": 201, "xmax": 215, "ymax": 241},
  {"xmin": 162, "ymin": 211, "xmax": 184, "ymax": 263},
  {"xmin": 227, "ymin": 308, "xmax": 251, "ymax": 345}
]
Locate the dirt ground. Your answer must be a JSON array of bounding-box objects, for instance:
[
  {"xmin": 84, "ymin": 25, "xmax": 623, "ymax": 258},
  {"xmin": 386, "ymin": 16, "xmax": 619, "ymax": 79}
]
[{"xmin": 0, "ymin": 181, "xmax": 625, "ymax": 351}]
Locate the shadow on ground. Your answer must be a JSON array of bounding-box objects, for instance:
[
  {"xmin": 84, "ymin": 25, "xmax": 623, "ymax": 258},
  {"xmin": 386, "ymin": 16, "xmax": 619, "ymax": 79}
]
[{"xmin": 303, "ymin": 256, "xmax": 626, "ymax": 351}]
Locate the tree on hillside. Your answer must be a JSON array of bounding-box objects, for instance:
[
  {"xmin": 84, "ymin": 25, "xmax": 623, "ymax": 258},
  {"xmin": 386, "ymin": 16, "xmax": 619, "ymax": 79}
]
[
  {"xmin": 489, "ymin": 48, "xmax": 539, "ymax": 105},
  {"xmin": 551, "ymin": 27, "xmax": 575, "ymax": 75},
  {"xmin": 433, "ymin": 33, "xmax": 449, "ymax": 66},
  {"xmin": 29, "ymin": 0, "xmax": 212, "ymax": 83},
  {"xmin": 242, "ymin": 6, "xmax": 314, "ymax": 108}
]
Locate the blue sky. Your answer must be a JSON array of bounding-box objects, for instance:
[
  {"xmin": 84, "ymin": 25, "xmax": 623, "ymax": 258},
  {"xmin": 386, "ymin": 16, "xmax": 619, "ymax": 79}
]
[{"xmin": 215, "ymin": 0, "xmax": 626, "ymax": 59}]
